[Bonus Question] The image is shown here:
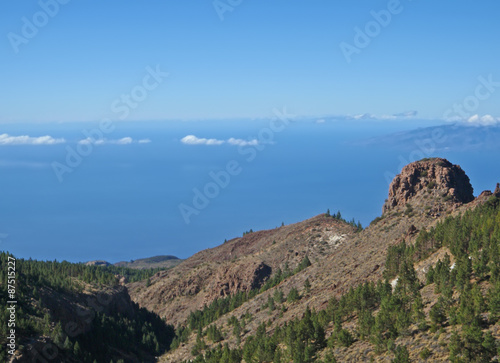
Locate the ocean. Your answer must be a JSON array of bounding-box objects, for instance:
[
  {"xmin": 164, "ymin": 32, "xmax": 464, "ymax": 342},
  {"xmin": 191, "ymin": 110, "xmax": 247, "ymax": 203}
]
[{"xmin": 1, "ymin": 119, "xmax": 499, "ymax": 263}]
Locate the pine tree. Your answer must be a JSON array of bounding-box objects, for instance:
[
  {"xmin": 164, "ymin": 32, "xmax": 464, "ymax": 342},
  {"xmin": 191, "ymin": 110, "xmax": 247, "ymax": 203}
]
[
  {"xmin": 411, "ymin": 293, "xmax": 426, "ymax": 330},
  {"xmin": 426, "ymin": 265, "xmax": 435, "ymax": 284},
  {"xmin": 73, "ymin": 341, "xmax": 82, "ymax": 357},
  {"xmin": 299, "ymin": 256, "xmax": 311, "ymax": 271},
  {"xmin": 274, "ymin": 288, "xmax": 284, "ymax": 304},
  {"xmin": 429, "ymin": 299, "xmax": 446, "ymax": 330},
  {"xmin": 323, "ymin": 349, "xmax": 337, "ymax": 363},
  {"xmin": 392, "ymin": 345, "xmax": 410, "ymax": 363},
  {"xmin": 267, "ymin": 294, "xmax": 275, "ymax": 313},
  {"xmin": 304, "ymin": 279, "xmax": 311, "ymax": 294},
  {"xmin": 488, "ymin": 280, "xmax": 500, "ymax": 321},
  {"xmin": 482, "ymin": 331, "xmax": 497, "ymax": 362},
  {"xmin": 461, "ymin": 323, "xmax": 485, "ymax": 361},
  {"xmin": 287, "ymin": 288, "xmax": 300, "ymax": 303},
  {"xmin": 357, "ymin": 309, "xmax": 374, "ymax": 340},
  {"xmin": 63, "ymin": 336, "xmax": 73, "ymax": 351},
  {"xmin": 273, "ymin": 347, "xmax": 283, "ymax": 363}
]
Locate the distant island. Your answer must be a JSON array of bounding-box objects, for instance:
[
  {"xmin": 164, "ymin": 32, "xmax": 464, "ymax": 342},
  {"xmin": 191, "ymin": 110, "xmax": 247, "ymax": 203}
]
[{"xmin": 86, "ymin": 255, "xmax": 182, "ymax": 270}]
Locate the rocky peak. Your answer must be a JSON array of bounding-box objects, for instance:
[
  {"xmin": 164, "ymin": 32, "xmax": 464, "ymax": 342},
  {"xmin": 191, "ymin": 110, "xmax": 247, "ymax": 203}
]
[{"xmin": 383, "ymin": 158, "xmax": 474, "ymax": 214}]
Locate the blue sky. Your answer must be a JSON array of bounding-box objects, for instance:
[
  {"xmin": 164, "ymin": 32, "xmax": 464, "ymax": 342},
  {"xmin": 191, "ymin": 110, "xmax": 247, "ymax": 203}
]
[
  {"xmin": 1, "ymin": 1, "xmax": 500, "ymax": 262},
  {"xmin": 1, "ymin": 0, "xmax": 500, "ymax": 122}
]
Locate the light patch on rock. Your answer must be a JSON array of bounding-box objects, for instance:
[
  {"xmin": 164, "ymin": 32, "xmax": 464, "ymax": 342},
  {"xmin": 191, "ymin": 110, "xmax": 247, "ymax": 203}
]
[
  {"xmin": 327, "ymin": 234, "xmax": 347, "ymax": 247},
  {"xmin": 390, "ymin": 277, "xmax": 399, "ymax": 290}
]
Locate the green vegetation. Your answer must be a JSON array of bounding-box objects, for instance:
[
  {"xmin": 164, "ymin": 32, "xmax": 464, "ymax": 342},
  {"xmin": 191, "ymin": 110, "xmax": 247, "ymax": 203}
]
[
  {"xmin": 243, "ymin": 229, "xmax": 254, "ymax": 236},
  {"xmin": 171, "ymin": 255, "xmax": 314, "ymax": 350},
  {"xmin": 404, "ymin": 203, "xmax": 414, "ymax": 217},
  {"xmin": 0, "ymin": 252, "xmax": 175, "ymax": 362},
  {"xmin": 370, "ymin": 215, "xmax": 385, "ymax": 226},
  {"xmin": 326, "ymin": 209, "xmax": 363, "ymax": 232},
  {"xmin": 183, "ymin": 196, "xmax": 500, "ymax": 362},
  {"xmin": 287, "ymin": 287, "xmax": 300, "ymax": 303},
  {"xmin": 76, "ymin": 307, "xmax": 174, "ymax": 360},
  {"xmin": 4, "ymin": 188, "xmax": 500, "ymax": 362}
]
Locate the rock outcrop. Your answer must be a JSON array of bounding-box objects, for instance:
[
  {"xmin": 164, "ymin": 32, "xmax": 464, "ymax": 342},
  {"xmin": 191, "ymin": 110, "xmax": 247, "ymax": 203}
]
[
  {"xmin": 206, "ymin": 261, "xmax": 272, "ymax": 300},
  {"xmin": 383, "ymin": 158, "xmax": 474, "ymax": 214}
]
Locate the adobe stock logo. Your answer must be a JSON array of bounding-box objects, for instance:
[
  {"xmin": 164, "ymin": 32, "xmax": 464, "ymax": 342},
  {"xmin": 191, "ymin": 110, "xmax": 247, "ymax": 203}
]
[
  {"xmin": 340, "ymin": 0, "xmax": 408, "ymax": 63},
  {"xmin": 51, "ymin": 65, "xmax": 168, "ymax": 183},
  {"xmin": 383, "ymin": 73, "xmax": 500, "ymax": 186},
  {"xmin": 443, "ymin": 74, "xmax": 500, "ymax": 121},
  {"xmin": 7, "ymin": 0, "xmax": 71, "ymax": 54},
  {"xmin": 178, "ymin": 107, "xmax": 295, "ymax": 225},
  {"xmin": 213, "ymin": 0, "xmax": 243, "ymax": 21}
]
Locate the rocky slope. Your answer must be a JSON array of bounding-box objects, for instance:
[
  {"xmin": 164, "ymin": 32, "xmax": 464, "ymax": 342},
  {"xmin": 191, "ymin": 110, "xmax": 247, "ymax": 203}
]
[
  {"xmin": 150, "ymin": 158, "xmax": 499, "ymax": 362},
  {"xmin": 128, "ymin": 215, "xmax": 357, "ymax": 325}
]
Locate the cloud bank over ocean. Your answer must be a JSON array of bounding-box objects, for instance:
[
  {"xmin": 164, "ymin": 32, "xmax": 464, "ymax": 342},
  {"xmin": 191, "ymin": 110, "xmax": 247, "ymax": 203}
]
[
  {"xmin": 181, "ymin": 135, "xmax": 258, "ymax": 147},
  {"xmin": 0, "ymin": 134, "xmax": 65, "ymax": 145},
  {"xmin": 0, "ymin": 133, "xmax": 151, "ymax": 146}
]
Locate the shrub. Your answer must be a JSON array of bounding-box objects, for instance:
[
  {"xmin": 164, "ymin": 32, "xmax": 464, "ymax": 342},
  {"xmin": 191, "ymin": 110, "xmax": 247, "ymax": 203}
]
[
  {"xmin": 392, "ymin": 345, "xmax": 410, "ymax": 363},
  {"xmin": 336, "ymin": 329, "xmax": 355, "ymax": 347},
  {"xmin": 419, "ymin": 347, "xmax": 431, "ymax": 359},
  {"xmin": 404, "ymin": 203, "xmax": 414, "ymax": 217},
  {"xmin": 370, "ymin": 216, "xmax": 384, "ymax": 226},
  {"xmin": 287, "ymin": 287, "xmax": 300, "ymax": 303}
]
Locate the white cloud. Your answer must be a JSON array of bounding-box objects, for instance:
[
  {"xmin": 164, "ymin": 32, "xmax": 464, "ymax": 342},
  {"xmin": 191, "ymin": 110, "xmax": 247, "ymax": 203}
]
[
  {"xmin": 0, "ymin": 133, "xmax": 66, "ymax": 145},
  {"xmin": 181, "ymin": 135, "xmax": 225, "ymax": 145},
  {"xmin": 337, "ymin": 111, "xmax": 418, "ymax": 121},
  {"xmin": 464, "ymin": 114, "xmax": 500, "ymax": 126},
  {"xmin": 115, "ymin": 137, "xmax": 133, "ymax": 145},
  {"xmin": 78, "ymin": 137, "xmax": 144, "ymax": 145},
  {"xmin": 315, "ymin": 119, "xmax": 326, "ymax": 124},
  {"xmin": 181, "ymin": 135, "xmax": 259, "ymax": 146},
  {"xmin": 352, "ymin": 113, "xmax": 376, "ymax": 120},
  {"xmin": 227, "ymin": 138, "xmax": 259, "ymax": 146}
]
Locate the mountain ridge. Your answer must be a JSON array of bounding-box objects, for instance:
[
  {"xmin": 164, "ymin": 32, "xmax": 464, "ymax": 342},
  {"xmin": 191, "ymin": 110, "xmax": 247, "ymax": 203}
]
[
  {"xmin": 3, "ymin": 157, "xmax": 500, "ymax": 362},
  {"xmin": 153, "ymin": 157, "xmax": 500, "ymax": 362},
  {"xmin": 85, "ymin": 255, "xmax": 183, "ymax": 270}
]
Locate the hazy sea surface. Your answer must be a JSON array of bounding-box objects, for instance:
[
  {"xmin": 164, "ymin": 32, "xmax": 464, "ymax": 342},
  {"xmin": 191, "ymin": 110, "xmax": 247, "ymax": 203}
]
[{"xmin": 2, "ymin": 119, "xmax": 499, "ymax": 263}]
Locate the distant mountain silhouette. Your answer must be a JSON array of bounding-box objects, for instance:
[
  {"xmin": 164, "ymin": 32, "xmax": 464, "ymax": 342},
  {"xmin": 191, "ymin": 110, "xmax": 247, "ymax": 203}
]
[{"xmin": 352, "ymin": 123, "xmax": 500, "ymax": 151}]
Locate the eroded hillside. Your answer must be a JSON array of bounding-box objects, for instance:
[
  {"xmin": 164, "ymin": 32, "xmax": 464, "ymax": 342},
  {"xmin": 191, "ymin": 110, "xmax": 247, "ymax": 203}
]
[
  {"xmin": 152, "ymin": 158, "xmax": 500, "ymax": 362},
  {"xmin": 128, "ymin": 214, "xmax": 358, "ymax": 326}
]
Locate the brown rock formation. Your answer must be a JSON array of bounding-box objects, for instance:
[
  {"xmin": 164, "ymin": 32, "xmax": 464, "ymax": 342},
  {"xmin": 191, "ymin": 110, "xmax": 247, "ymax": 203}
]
[
  {"xmin": 383, "ymin": 158, "xmax": 474, "ymax": 214},
  {"xmin": 206, "ymin": 261, "xmax": 272, "ymax": 300}
]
